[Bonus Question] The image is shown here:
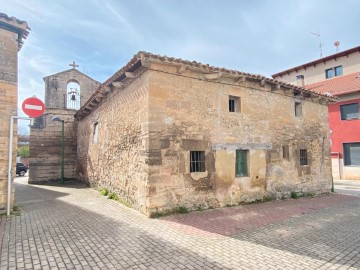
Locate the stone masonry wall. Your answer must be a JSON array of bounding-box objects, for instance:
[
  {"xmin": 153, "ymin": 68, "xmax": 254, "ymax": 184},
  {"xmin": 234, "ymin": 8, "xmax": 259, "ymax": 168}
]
[
  {"xmin": 146, "ymin": 64, "xmax": 332, "ymax": 215},
  {"xmin": 77, "ymin": 73, "xmax": 149, "ymax": 214},
  {"xmin": 0, "ymin": 25, "xmax": 20, "ymax": 210},
  {"xmin": 29, "ymin": 109, "xmax": 77, "ymax": 183}
]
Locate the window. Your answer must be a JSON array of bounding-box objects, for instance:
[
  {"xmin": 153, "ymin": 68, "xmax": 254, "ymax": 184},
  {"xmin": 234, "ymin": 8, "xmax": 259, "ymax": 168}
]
[
  {"xmin": 326, "ymin": 66, "xmax": 343, "ymax": 79},
  {"xmin": 335, "ymin": 66, "xmax": 343, "ymax": 76},
  {"xmin": 190, "ymin": 151, "xmax": 205, "ymax": 172},
  {"xmin": 282, "ymin": 145, "xmax": 289, "ymax": 160},
  {"xmin": 296, "ymin": 75, "xmax": 304, "ymax": 80},
  {"xmin": 344, "ymin": 143, "xmax": 360, "ymax": 166},
  {"xmin": 300, "ymin": 149, "xmax": 308, "ymax": 165},
  {"xmin": 340, "ymin": 103, "xmax": 359, "ymax": 120},
  {"xmin": 295, "ymin": 102, "xmax": 302, "ymax": 117},
  {"xmin": 236, "ymin": 150, "xmax": 248, "ymax": 177},
  {"xmin": 229, "ymin": 96, "xmax": 240, "ymax": 112},
  {"xmin": 93, "ymin": 122, "xmax": 99, "ymax": 144}
]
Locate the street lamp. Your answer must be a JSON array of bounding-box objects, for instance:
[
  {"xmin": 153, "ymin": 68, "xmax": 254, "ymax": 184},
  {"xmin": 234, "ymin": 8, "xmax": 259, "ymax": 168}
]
[{"xmin": 51, "ymin": 116, "xmax": 64, "ymax": 184}]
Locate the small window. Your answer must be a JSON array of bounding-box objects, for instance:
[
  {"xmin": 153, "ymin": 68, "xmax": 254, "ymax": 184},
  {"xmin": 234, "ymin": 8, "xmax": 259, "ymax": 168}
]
[
  {"xmin": 93, "ymin": 122, "xmax": 99, "ymax": 144},
  {"xmin": 335, "ymin": 66, "xmax": 343, "ymax": 76},
  {"xmin": 344, "ymin": 143, "xmax": 360, "ymax": 166},
  {"xmin": 296, "ymin": 75, "xmax": 304, "ymax": 80},
  {"xmin": 229, "ymin": 96, "xmax": 240, "ymax": 112},
  {"xmin": 300, "ymin": 149, "xmax": 308, "ymax": 165},
  {"xmin": 236, "ymin": 150, "xmax": 248, "ymax": 177},
  {"xmin": 340, "ymin": 103, "xmax": 359, "ymax": 120},
  {"xmin": 282, "ymin": 145, "xmax": 289, "ymax": 160},
  {"xmin": 190, "ymin": 151, "xmax": 205, "ymax": 172},
  {"xmin": 295, "ymin": 102, "xmax": 302, "ymax": 117},
  {"xmin": 326, "ymin": 65, "xmax": 343, "ymax": 79},
  {"xmin": 325, "ymin": 68, "xmax": 334, "ymax": 79}
]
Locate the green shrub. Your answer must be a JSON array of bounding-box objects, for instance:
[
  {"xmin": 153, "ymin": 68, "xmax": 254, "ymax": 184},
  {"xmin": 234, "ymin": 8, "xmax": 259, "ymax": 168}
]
[
  {"xmin": 108, "ymin": 192, "xmax": 119, "ymax": 200},
  {"xmin": 178, "ymin": 206, "xmax": 188, "ymax": 214},
  {"xmin": 99, "ymin": 187, "xmax": 108, "ymax": 196},
  {"xmin": 291, "ymin": 191, "xmax": 301, "ymax": 199}
]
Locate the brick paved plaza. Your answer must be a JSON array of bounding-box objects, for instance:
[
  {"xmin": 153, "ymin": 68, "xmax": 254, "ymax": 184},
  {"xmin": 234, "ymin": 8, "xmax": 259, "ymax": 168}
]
[{"xmin": 0, "ymin": 177, "xmax": 359, "ymax": 270}]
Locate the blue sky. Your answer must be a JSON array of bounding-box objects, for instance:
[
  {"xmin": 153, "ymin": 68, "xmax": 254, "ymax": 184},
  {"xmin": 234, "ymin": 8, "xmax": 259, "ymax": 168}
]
[{"xmin": 2, "ymin": 0, "xmax": 360, "ymax": 134}]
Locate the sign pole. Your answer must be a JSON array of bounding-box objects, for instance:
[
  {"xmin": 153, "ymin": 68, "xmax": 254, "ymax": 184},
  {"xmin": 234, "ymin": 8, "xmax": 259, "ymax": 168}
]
[{"xmin": 7, "ymin": 116, "xmax": 32, "ymax": 216}]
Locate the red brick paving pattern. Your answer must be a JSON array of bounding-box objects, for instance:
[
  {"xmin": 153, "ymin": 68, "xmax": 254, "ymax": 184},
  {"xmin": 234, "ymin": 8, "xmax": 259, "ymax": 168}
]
[{"xmin": 161, "ymin": 194, "xmax": 357, "ymax": 236}]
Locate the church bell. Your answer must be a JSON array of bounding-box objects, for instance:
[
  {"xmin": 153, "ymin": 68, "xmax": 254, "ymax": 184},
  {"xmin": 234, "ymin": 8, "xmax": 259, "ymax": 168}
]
[{"xmin": 71, "ymin": 94, "xmax": 76, "ymax": 101}]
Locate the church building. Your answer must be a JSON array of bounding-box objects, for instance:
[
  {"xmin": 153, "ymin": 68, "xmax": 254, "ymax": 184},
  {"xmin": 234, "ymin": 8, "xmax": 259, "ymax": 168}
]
[{"xmin": 29, "ymin": 63, "xmax": 100, "ymax": 183}]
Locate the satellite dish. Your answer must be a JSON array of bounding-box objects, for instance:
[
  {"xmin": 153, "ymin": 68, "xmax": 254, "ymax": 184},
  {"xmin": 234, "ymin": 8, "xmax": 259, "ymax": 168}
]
[{"xmin": 334, "ymin": 41, "xmax": 340, "ymax": 52}]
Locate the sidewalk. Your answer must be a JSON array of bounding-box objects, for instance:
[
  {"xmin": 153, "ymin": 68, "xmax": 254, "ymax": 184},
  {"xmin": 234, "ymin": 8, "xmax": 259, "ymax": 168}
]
[{"xmin": 0, "ymin": 177, "xmax": 359, "ymax": 269}]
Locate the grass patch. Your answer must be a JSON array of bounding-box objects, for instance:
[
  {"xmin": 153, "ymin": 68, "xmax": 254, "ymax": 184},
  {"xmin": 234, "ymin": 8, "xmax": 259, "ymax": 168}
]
[
  {"xmin": 108, "ymin": 192, "xmax": 119, "ymax": 200},
  {"xmin": 99, "ymin": 187, "xmax": 108, "ymax": 196}
]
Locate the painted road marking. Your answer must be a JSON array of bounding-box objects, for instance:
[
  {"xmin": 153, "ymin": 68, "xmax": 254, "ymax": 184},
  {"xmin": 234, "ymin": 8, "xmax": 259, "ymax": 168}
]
[{"xmin": 24, "ymin": 104, "xmax": 43, "ymax": 110}]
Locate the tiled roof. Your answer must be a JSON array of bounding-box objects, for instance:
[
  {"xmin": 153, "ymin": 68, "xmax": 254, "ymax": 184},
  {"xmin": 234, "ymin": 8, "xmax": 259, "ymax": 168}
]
[
  {"xmin": 305, "ymin": 72, "xmax": 360, "ymax": 96},
  {"xmin": 0, "ymin": 13, "xmax": 30, "ymax": 50},
  {"xmin": 272, "ymin": 45, "xmax": 360, "ymax": 78},
  {"xmin": 75, "ymin": 51, "xmax": 336, "ymax": 119}
]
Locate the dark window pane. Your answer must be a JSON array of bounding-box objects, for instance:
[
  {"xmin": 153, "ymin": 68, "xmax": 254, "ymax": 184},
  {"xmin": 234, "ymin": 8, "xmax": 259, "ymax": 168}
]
[
  {"xmin": 295, "ymin": 102, "xmax": 302, "ymax": 117},
  {"xmin": 344, "ymin": 143, "xmax": 360, "ymax": 166},
  {"xmin": 229, "ymin": 98, "xmax": 235, "ymax": 112},
  {"xmin": 300, "ymin": 149, "xmax": 308, "ymax": 165},
  {"xmin": 335, "ymin": 66, "xmax": 343, "ymax": 76},
  {"xmin": 340, "ymin": 103, "xmax": 359, "ymax": 120},
  {"xmin": 326, "ymin": 68, "xmax": 334, "ymax": 79},
  {"xmin": 190, "ymin": 151, "xmax": 205, "ymax": 172}
]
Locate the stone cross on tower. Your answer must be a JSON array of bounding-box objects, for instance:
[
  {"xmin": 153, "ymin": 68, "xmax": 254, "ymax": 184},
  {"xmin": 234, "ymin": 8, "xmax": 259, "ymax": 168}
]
[{"xmin": 69, "ymin": 61, "xmax": 79, "ymax": 69}]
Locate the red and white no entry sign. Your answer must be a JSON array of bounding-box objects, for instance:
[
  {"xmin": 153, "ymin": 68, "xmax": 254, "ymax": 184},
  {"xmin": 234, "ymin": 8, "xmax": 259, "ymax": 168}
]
[{"xmin": 22, "ymin": 97, "xmax": 45, "ymax": 118}]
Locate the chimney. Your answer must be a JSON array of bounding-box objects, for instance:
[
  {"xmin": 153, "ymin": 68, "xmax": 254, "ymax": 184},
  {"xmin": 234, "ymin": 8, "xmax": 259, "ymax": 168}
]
[{"xmin": 296, "ymin": 75, "xmax": 305, "ymax": 87}]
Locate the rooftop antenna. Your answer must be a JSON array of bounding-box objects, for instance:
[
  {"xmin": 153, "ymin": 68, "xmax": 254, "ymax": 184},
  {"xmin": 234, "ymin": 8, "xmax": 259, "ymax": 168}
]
[
  {"xmin": 334, "ymin": 41, "xmax": 340, "ymax": 52},
  {"xmin": 311, "ymin": 32, "xmax": 324, "ymax": 58}
]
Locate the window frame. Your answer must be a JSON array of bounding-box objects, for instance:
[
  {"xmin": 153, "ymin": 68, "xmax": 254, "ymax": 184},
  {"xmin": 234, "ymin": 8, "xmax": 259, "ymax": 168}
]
[
  {"xmin": 190, "ymin": 151, "xmax": 206, "ymax": 172},
  {"xmin": 229, "ymin": 96, "xmax": 240, "ymax": 113},
  {"xmin": 334, "ymin": 65, "xmax": 343, "ymax": 76},
  {"xmin": 299, "ymin": 149, "xmax": 308, "ymax": 166},
  {"xmin": 282, "ymin": 145, "xmax": 290, "ymax": 161},
  {"xmin": 295, "ymin": 101, "xmax": 302, "ymax": 117},
  {"xmin": 325, "ymin": 65, "xmax": 343, "ymax": 79},
  {"xmin": 343, "ymin": 142, "xmax": 360, "ymax": 166},
  {"xmin": 235, "ymin": 150, "xmax": 249, "ymax": 177},
  {"xmin": 340, "ymin": 103, "xmax": 359, "ymax": 120}
]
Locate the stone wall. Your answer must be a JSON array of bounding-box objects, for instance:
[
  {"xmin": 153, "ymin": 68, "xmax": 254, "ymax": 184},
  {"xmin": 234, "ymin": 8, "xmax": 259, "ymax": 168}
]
[
  {"xmin": 29, "ymin": 109, "xmax": 77, "ymax": 183},
  {"xmin": 77, "ymin": 73, "xmax": 149, "ymax": 213},
  {"xmin": 146, "ymin": 64, "xmax": 332, "ymax": 215},
  {"xmin": 0, "ymin": 15, "xmax": 28, "ymax": 211}
]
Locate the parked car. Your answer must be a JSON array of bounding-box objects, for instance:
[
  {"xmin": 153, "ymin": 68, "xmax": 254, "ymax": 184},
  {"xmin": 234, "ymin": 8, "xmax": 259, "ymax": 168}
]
[{"xmin": 16, "ymin": 163, "xmax": 28, "ymax": 176}]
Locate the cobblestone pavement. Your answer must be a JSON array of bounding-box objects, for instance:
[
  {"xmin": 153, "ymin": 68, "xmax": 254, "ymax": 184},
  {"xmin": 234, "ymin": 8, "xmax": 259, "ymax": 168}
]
[{"xmin": 0, "ymin": 177, "xmax": 359, "ymax": 270}]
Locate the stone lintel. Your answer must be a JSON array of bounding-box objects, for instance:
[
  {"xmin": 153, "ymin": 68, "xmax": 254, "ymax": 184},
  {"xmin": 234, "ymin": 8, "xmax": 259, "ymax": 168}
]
[{"xmin": 212, "ymin": 143, "xmax": 272, "ymax": 151}]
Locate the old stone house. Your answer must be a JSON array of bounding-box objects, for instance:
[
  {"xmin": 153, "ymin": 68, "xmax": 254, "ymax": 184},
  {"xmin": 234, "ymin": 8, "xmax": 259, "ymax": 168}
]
[
  {"xmin": 29, "ymin": 66, "xmax": 100, "ymax": 183},
  {"xmin": 0, "ymin": 13, "xmax": 29, "ymax": 211},
  {"xmin": 75, "ymin": 52, "xmax": 335, "ymax": 217}
]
